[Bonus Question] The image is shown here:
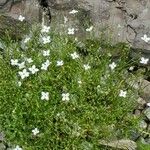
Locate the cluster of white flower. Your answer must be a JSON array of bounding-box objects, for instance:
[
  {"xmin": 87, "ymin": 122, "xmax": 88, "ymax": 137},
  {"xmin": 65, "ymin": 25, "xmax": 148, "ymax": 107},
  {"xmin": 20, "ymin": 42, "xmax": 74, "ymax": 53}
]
[
  {"xmin": 13, "ymin": 145, "xmax": 22, "ymax": 150},
  {"xmin": 29, "ymin": 65, "xmax": 39, "ymax": 74},
  {"xmin": 83, "ymin": 64, "xmax": 91, "ymax": 70},
  {"xmin": 140, "ymin": 57, "xmax": 149, "ymax": 64},
  {"xmin": 18, "ymin": 69, "xmax": 29, "ymax": 79},
  {"xmin": 141, "ymin": 34, "xmax": 150, "ymax": 43},
  {"xmin": 56, "ymin": 60, "xmax": 64, "ymax": 66},
  {"xmin": 32, "ymin": 128, "xmax": 40, "ymax": 136},
  {"xmin": 41, "ymin": 25, "xmax": 50, "ymax": 33},
  {"xmin": 62, "ymin": 93, "xmax": 70, "ymax": 101},
  {"xmin": 119, "ymin": 90, "xmax": 127, "ymax": 98},
  {"xmin": 41, "ymin": 92, "xmax": 49, "ymax": 100},
  {"xmin": 43, "ymin": 50, "xmax": 50, "ymax": 57},
  {"xmin": 68, "ymin": 28, "xmax": 75, "ymax": 35},
  {"xmin": 18, "ymin": 15, "xmax": 25, "ymax": 22},
  {"xmin": 70, "ymin": 52, "xmax": 79, "ymax": 59},
  {"xmin": 109, "ymin": 62, "xmax": 117, "ymax": 70},
  {"xmin": 41, "ymin": 60, "xmax": 51, "ymax": 70},
  {"xmin": 42, "ymin": 36, "xmax": 51, "ymax": 44}
]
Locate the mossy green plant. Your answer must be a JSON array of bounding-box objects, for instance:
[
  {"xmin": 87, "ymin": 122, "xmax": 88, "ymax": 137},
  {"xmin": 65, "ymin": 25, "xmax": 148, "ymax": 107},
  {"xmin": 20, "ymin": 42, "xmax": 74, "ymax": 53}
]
[{"xmin": 0, "ymin": 25, "xmax": 143, "ymax": 150}]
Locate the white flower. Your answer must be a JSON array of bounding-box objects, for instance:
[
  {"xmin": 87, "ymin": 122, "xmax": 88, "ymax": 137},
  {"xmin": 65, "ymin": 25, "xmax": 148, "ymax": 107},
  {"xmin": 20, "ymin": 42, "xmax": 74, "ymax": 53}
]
[
  {"xmin": 18, "ymin": 15, "xmax": 25, "ymax": 21},
  {"xmin": 119, "ymin": 90, "xmax": 127, "ymax": 98},
  {"xmin": 43, "ymin": 50, "xmax": 50, "ymax": 56},
  {"xmin": 18, "ymin": 69, "xmax": 29, "ymax": 79},
  {"xmin": 147, "ymin": 103, "xmax": 150, "ymax": 107},
  {"xmin": 64, "ymin": 16, "xmax": 68, "ymax": 23},
  {"xmin": 129, "ymin": 66, "xmax": 134, "ymax": 71},
  {"xmin": 109, "ymin": 62, "xmax": 117, "ymax": 70},
  {"xmin": 68, "ymin": 28, "xmax": 75, "ymax": 35},
  {"xmin": 32, "ymin": 128, "xmax": 40, "ymax": 136},
  {"xmin": 140, "ymin": 57, "xmax": 149, "ymax": 64},
  {"xmin": 41, "ymin": 92, "xmax": 49, "ymax": 100},
  {"xmin": 41, "ymin": 25, "xmax": 50, "ymax": 33},
  {"xmin": 29, "ymin": 65, "xmax": 39, "ymax": 74},
  {"xmin": 141, "ymin": 34, "xmax": 150, "ymax": 43},
  {"xmin": 86, "ymin": 26, "xmax": 93, "ymax": 32},
  {"xmin": 18, "ymin": 62, "xmax": 25, "ymax": 69},
  {"xmin": 18, "ymin": 81, "xmax": 22, "ymax": 87},
  {"xmin": 117, "ymin": 24, "xmax": 122, "ymax": 28},
  {"xmin": 62, "ymin": 93, "xmax": 70, "ymax": 101},
  {"xmin": 24, "ymin": 37, "xmax": 30, "ymax": 43},
  {"xmin": 42, "ymin": 36, "xmax": 51, "ymax": 44},
  {"xmin": 70, "ymin": 52, "xmax": 79, "ymax": 59},
  {"xmin": 41, "ymin": 60, "xmax": 51, "ymax": 70},
  {"xmin": 69, "ymin": 9, "xmax": 78, "ymax": 14},
  {"xmin": 78, "ymin": 80, "xmax": 82, "ymax": 84},
  {"xmin": 11, "ymin": 59, "xmax": 18, "ymax": 66},
  {"xmin": 56, "ymin": 60, "xmax": 64, "ymax": 66},
  {"xmin": 83, "ymin": 64, "xmax": 91, "ymax": 70},
  {"xmin": 25, "ymin": 58, "xmax": 33, "ymax": 63},
  {"xmin": 13, "ymin": 145, "xmax": 22, "ymax": 150}
]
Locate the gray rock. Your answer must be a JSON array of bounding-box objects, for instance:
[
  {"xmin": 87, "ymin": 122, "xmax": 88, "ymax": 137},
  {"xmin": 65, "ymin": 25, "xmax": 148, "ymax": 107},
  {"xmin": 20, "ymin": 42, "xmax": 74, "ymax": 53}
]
[
  {"xmin": 1, "ymin": 0, "xmax": 150, "ymax": 55},
  {"xmin": 139, "ymin": 120, "xmax": 147, "ymax": 129},
  {"xmin": 0, "ymin": 0, "xmax": 7, "ymax": 6},
  {"xmin": 139, "ymin": 79, "xmax": 150, "ymax": 101},
  {"xmin": 99, "ymin": 139, "xmax": 137, "ymax": 150},
  {"xmin": 144, "ymin": 107, "xmax": 150, "ymax": 120},
  {"xmin": 134, "ymin": 109, "xmax": 141, "ymax": 116},
  {"xmin": 0, "ymin": 132, "xmax": 5, "ymax": 141},
  {"xmin": 0, "ymin": 143, "xmax": 6, "ymax": 150}
]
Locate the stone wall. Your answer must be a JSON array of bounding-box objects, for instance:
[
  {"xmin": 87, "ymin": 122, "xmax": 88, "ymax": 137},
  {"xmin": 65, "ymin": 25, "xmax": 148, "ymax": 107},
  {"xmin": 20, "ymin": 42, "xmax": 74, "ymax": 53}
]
[{"xmin": 0, "ymin": 0, "xmax": 150, "ymax": 54}]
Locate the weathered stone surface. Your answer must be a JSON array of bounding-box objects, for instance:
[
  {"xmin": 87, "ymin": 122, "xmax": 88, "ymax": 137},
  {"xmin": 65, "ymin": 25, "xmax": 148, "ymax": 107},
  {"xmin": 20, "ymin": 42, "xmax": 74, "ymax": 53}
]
[
  {"xmin": 0, "ymin": 14, "xmax": 29, "ymax": 40},
  {"xmin": 144, "ymin": 107, "xmax": 150, "ymax": 120},
  {"xmin": 99, "ymin": 139, "xmax": 137, "ymax": 150},
  {"xmin": 0, "ymin": 143, "xmax": 6, "ymax": 150},
  {"xmin": 0, "ymin": 0, "xmax": 150, "ymax": 55}
]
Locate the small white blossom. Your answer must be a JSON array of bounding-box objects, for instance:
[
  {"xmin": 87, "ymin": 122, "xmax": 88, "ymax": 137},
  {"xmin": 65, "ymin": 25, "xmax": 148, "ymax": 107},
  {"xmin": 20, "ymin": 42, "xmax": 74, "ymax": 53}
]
[
  {"xmin": 70, "ymin": 52, "xmax": 79, "ymax": 59},
  {"xmin": 68, "ymin": 28, "xmax": 75, "ymax": 35},
  {"xmin": 42, "ymin": 36, "xmax": 51, "ymax": 44},
  {"xmin": 43, "ymin": 50, "xmax": 50, "ymax": 56},
  {"xmin": 64, "ymin": 16, "xmax": 68, "ymax": 23},
  {"xmin": 29, "ymin": 65, "xmax": 39, "ymax": 74},
  {"xmin": 129, "ymin": 66, "xmax": 134, "ymax": 71},
  {"xmin": 69, "ymin": 9, "xmax": 78, "ymax": 14},
  {"xmin": 32, "ymin": 128, "xmax": 40, "ymax": 136},
  {"xmin": 117, "ymin": 24, "xmax": 122, "ymax": 28},
  {"xmin": 41, "ymin": 92, "xmax": 49, "ymax": 100},
  {"xmin": 147, "ymin": 103, "xmax": 150, "ymax": 107},
  {"xmin": 141, "ymin": 34, "xmax": 150, "ymax": 43},
  {"xmin": 24, "ymin": 37, "xmax": 30, "ymax": 43},
  {"xmin": 25, "ymin": 58, "xmax": 33, "ymax": 63},
  {"xmin": 41, "ymin": 60, "xmax": 51, "ymax": 70},
  {"xmin": 119, "ymin": 90, "xmax": 127, "ymax": 98},
  {"xmin": 18, "ymin": 69, "xmax": 29, "ymax": 79},
  {"xmin": 56, "ymin": 60, "xmax": 64, "ymax": 66},
  {"xmin": 18, "ymin": 62, "xmax": 25, "ymax": 69},
  {"xmin": 86, "ymin": 26, "xmax": 93, "ymax": 32},
  {"xmin": 18, "ymin": 15, "xmax": 25, "ymax": 22},
  {"xmin": 83, "ymin": 64, "xmax": 91, "ymax": 70},
  {"xmin": 140, "ymin": 57, "xmax": 149, "ymax": 64},
  {"xmin": 41, "ymin": 25, "xmax": 50, "ymax": 33},
  {"xmin": 62, "ymin": 93, "xmax": 70, "ymax": 101},
  {"xmin": 13, "ymin": 145, "xmax": 22, "ymax": 150},
  {"xmin": 109, "ymin": 62, "xmax": 117, "ymax": 70},
  {"xmin": 11, "ymin": 59, "xmax": 18, "ymax": 66},
  {"xmin": 78, "ymin": 80, "xmax": 82, "ymax": 84},
  {"xmin": 18, "ymin": 81, "xmax": 22, "ymax": 87}
]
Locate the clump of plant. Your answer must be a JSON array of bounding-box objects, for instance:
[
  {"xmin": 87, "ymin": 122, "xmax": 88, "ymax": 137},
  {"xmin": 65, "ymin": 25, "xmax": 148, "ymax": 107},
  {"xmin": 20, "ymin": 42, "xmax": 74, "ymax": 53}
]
[{"xmin": 0, "ymin": 24, "xmax": 144, "ymax": 150}]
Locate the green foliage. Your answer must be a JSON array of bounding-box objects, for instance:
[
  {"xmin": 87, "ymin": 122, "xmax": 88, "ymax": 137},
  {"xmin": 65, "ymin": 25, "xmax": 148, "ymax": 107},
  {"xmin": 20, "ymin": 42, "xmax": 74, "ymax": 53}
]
[{"xmin": 0, "ymin": 26, "xmax": 141, "ymax": 150}]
